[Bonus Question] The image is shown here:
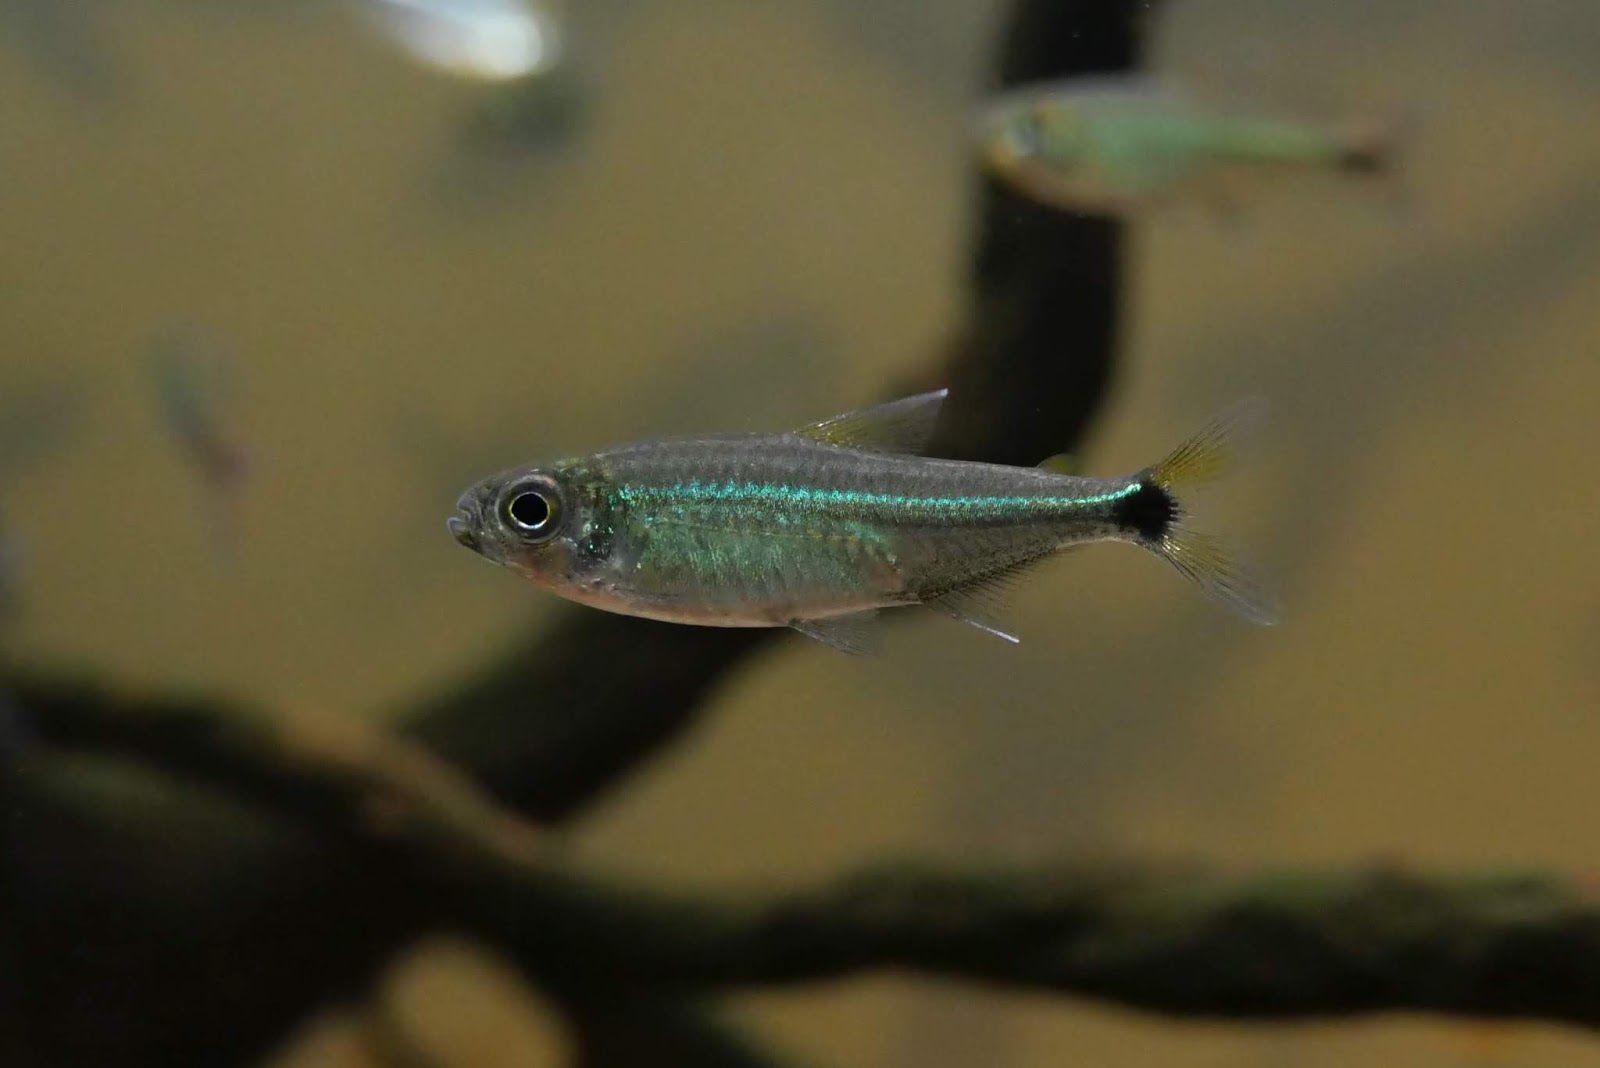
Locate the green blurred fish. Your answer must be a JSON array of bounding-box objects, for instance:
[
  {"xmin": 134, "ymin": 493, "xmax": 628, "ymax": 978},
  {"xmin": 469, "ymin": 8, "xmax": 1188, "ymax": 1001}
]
[
  {"xmin": 448, "ymin": 392, "xmax": 1276, "ymax": 652},
  {"xmin": 978, "ymin": 74, "xmax": 1401, "ymax": 216}
]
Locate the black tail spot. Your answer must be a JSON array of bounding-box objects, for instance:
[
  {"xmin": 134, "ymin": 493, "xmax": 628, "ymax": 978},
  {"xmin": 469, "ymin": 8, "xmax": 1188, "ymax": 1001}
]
[{"xmin": 1116, "ymin": 479, "xmax": 1178, "ymax": 544}]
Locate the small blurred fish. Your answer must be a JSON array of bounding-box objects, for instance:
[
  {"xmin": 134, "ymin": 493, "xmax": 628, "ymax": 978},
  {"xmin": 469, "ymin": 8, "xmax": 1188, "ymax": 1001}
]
[
  {"xmin": 352, "ymin": 0, "xmax": 564, "ymax": 82},
  {"xmin": 147, "ymin": 327, "xmax": 250, "ymax": 558},
  {"xmin": 977, "ymin": 74, "xmax": 1405, "ymax": 216},
  {"xmin": 448, "ymin": 391, "xmax": 1276, "ymax": 653}
]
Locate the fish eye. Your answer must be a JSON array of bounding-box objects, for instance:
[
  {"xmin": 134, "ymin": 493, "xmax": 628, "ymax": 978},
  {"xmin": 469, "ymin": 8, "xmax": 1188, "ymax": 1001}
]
[{"xmin": 501, "ymin": 478, "xmax": 562, "ymax": 539}]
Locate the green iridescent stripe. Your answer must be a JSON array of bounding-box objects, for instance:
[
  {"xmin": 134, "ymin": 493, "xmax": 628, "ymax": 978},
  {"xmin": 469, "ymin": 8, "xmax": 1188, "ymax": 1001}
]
[{"xmin": 614, "ymin": 479, "xmax": 1137, "ymax": 515}]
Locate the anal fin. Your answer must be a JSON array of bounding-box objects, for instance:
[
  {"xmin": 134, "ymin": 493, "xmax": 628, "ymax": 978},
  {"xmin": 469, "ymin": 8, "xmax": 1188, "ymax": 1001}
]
[
  {"xmin": 790, "ymin": 611, "xmax": 882, "ymax": 655},
  {"xmin": 922, "ymin": 556, "xmax": 1058, "ymax": 645},
  {"xmin": 928, "ymin": 589, "xmax": 1021, "ymax": 643}
]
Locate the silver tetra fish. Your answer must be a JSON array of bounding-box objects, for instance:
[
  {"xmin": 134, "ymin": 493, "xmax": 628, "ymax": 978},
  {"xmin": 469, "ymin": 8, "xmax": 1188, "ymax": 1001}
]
[{"xmin": 448, "ymin": 392, "xmax": 1277, "ymax": 653}]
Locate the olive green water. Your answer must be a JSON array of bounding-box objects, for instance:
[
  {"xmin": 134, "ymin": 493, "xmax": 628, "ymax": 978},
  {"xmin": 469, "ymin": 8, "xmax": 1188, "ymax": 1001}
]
[{"xmin": 4, "ymin": 1, "xmax": 1600, "ymax": 1065}]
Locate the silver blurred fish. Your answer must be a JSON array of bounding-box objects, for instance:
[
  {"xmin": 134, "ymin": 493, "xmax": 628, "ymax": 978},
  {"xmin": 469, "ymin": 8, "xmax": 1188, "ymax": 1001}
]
[
  {"xmin": 448, "ymin": 391, "xmax": 1276, "ymax": 652},
  {"xmin": 353, "ymin": 0, "xmax": 563, "ymax": 82}
]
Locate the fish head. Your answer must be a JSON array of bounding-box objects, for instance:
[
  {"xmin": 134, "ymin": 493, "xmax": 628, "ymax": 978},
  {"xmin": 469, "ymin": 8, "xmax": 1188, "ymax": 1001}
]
[
  {"xmin": 448, "ymin": 460, "xmax": 595, "ymax": 589},
  {"xmin": 978, "ymin": 97, "xmax": 1082, "ymax": 172}
]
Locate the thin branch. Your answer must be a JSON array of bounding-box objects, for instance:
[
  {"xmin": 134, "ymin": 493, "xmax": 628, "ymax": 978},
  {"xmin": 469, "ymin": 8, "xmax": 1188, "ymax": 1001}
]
[{"xmin": 539, "ymin": 861, "xmax": 1600, "ymax": 1028}]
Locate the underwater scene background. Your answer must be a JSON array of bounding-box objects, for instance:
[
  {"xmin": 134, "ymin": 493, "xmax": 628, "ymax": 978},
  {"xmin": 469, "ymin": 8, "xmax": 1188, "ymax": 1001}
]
[{"xmin": 3, "ymin": 0, "xmax": 1599, "ymax": 1065}]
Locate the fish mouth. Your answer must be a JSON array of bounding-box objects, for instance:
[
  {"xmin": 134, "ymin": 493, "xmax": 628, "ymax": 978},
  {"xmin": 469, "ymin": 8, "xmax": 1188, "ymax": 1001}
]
[{"xmin": 447, "ymin": 506, "xmax": 479, "ymax": 551}]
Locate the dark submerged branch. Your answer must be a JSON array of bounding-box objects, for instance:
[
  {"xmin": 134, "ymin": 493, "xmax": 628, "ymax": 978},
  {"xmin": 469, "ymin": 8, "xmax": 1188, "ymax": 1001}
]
[
  {"xmin": 14, "ymin": 668, "xmax": 1600, "ymax": 1036},
  {"xmin": 7, "ymin": 670, "xmax": 542, "ymax": 870},
  {"xmin": 546, "ymin": 861, "xmax": 1600, "ymax": 1028},
  {"xmin": 402, "ymin": 616, "xmax": 772, "ymax": 824},
  {"xmin": 568, "ymin": 997, "xmax": 809, "ymax": 1068},
  {"xmin": 0, "ymin": 747, "xmax": 402, "ymax": 1067}
]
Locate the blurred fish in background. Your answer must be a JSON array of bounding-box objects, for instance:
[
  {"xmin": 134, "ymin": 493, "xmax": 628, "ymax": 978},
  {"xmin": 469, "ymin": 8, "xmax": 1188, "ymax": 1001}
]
[
  {"xmin": 349, "ymin": 0, "xmax": 587, "ymax": 157},
  {"xmin": 351, "ymin": 0, "xmax": 564, "ymax": 82},
  {"xmin": 977, "ymin": 72, "xmax": 1407, "ymax": 216},
  {"xmin": 147, "ymin": 325, "xmax": 251, "ymax": 560}
]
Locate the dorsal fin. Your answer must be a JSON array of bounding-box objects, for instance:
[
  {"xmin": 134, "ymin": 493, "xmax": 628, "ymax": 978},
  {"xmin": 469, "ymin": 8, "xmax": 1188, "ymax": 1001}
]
[
  {"xmin": 795, "ymin": 389, "xmax": 948, "ymax": 454},
  {"xmin": 1036, "ymin": 452, "xmax": 1078, "ymax": 475}
]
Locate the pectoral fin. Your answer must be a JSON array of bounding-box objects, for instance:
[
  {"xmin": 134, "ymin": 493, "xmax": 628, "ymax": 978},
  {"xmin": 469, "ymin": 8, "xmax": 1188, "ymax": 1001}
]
[{"xmin": 796, "ymin": 390, "xmax": 947, "ymax": 454}]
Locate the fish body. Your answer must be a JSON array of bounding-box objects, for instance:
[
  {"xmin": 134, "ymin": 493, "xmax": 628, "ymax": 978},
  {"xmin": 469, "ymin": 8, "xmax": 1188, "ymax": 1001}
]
[
  {"xmin": 979, "ymin": 75, "xmax": 1395, "ymax": 215},
  {"xmin": 449, "ymin": 392, "xmax": 1275, "ymax": 650}
]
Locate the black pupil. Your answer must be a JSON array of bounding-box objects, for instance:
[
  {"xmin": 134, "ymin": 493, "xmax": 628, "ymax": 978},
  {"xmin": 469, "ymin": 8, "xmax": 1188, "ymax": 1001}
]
[{"xmin": 509, "ymin": 492, "xmax": 550, "ymax": 530}]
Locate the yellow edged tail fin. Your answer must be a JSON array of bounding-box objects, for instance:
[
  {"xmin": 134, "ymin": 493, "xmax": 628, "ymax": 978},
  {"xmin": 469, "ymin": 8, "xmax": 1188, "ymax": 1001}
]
[
  {"xmin": 1144, "ymin": 399, "xmax": 1279, "ymax": 626},
  {"xmin": 1148, "ymin": 397, "xmax": 1265, "ymax": 490}
]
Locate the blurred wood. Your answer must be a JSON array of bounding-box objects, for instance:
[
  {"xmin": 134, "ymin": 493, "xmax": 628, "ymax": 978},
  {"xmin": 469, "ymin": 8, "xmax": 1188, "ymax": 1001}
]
[
  {"xmin": 401, "ymin": 616, "xmax": 772, "ymax": 824},
  {"xmin": 6, "ymin": 671, "xmax": 543, "ymax": 871},
  {"xmin": 524, "ymin": 860, "xmax": 1600, "ymax": 1028},
  {"xmin": 15, "ymin": 668, "xmax": 1600, "ymax": 1043},
  {"xmin": 0, "ymin": 749, "xmax": 401, "ymax": 1067},
  {"xmin": 568, "ymin": 997, "xmax": 807, "ymax": 1068}
]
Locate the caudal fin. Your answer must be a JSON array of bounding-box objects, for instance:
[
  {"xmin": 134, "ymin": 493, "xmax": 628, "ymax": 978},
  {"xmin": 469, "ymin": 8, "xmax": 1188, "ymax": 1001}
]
[{"xmin": 1137, "ymin": 399, "xmax": 1279, "ymax": 626}]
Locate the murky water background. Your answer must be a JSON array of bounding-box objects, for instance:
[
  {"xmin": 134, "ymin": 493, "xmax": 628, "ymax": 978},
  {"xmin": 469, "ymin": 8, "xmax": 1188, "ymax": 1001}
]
[{"xmin": 3, "ymin": 1, "xmax": 1599, "ymax": 1065}]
